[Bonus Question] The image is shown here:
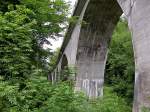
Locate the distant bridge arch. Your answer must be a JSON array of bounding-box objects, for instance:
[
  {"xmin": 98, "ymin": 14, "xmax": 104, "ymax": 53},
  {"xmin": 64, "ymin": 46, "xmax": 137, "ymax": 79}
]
[{"xmin": 61, "ymin": 54, "xmax": 68, "ymax": 70}]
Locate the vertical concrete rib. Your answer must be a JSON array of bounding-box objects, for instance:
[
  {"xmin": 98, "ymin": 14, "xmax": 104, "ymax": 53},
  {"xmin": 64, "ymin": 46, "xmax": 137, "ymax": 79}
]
[
  {"xmin": 64, "ymin": 0, "xmax": 90, "ymax": 65},
  {"xmin": 131, "ymin": 0, "xmax": 150, "ymax": 112},
  {"xmin": 118, "ymin": 0, "xmax": 150, "ymax": 111}
]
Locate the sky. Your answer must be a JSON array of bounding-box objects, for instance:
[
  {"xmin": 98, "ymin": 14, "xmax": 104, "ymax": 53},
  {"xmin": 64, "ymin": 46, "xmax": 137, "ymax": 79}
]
[{"xmin": 44, "ymin": 0, "xmax": 77, "ymax": 51}]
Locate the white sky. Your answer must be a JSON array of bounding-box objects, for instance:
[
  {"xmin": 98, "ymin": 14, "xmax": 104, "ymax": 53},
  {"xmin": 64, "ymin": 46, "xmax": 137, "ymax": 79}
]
[{"xmin": 44, "ymin": 0, "xmax": 77, "ymax": 51}]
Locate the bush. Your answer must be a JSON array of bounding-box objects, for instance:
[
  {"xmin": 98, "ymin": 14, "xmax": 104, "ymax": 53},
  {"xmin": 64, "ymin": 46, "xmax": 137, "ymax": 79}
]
[
  {"xmin": 0, "ymin": 73, "xmax": 132, "ymax": 112},
  {"xmin": 91, "ymin": 87, "xmax": 131, "ymax": 112}
]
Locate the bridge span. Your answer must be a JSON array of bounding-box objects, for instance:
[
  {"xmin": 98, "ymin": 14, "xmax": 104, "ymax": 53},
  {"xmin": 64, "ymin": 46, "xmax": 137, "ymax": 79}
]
[{"xmin": 49, "ymin": 0, "xmax": 150, "ymax": 111}]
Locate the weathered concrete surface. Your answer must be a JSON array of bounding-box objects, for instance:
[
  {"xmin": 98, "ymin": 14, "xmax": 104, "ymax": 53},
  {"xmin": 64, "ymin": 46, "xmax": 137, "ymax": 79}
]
[
  {"xmin": 118, "ymin": 0, "xmax": 150, "ymax": 111},
  {"xmin": 130, "ymin": 1, "xmax": 150, "ymax": 112},
  {"xmin": 64, "ymin": 0, "xmax": 90, "ymax": 65},
  {"xmin": 75, "ymin": 0, "xmax": 122, "ymax": 98},
  {"xmin": 50, "ymin": 0, "xmax": 150, "ymax": 111},
  {"xmin": 49, "ymin": 0, "xmax": 90, "ymax": 81}
]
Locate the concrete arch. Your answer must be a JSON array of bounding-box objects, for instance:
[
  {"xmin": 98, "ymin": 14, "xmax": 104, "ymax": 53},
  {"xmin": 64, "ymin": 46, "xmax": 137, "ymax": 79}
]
[
  {"xmin": 75, "ymin": 0, "xmax": 150, "ymax": 111},
  {"xmin": 52, "ymin": 0, "xmax": 150, "ymax": 111}
]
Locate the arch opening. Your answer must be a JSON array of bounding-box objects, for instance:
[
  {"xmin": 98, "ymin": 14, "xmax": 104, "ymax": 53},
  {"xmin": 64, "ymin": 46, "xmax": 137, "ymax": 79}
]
[
  {"xmin": 61, "ymin": 54, "xmax": 68, "ymax": 70},
  {"xmin": 105, "ymin": 19, "xmax": 135, "ymax": 108},
  {"xmin": 61, "ymin": 54, "xmax": 69, "ymax": 81}
]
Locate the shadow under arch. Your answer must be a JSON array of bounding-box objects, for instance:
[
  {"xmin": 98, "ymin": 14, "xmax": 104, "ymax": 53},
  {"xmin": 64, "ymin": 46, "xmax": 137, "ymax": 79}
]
[
  {"xmin": 61, "ymin": 54, "xmax": 69, "ymax": 81},
  {"xmin": 61, "ymin": 54, "xmax": 68, "ymax": 70}
]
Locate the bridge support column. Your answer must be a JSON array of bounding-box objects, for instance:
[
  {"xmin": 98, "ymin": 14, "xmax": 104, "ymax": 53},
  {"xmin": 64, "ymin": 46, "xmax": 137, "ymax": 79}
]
[
  {"xmin": 75, "ymin": 0, "xmax": 122, "ymax": 98},
  {"xmin": 117, "ymin": 0, "xmax": 150, "ymax": 111},
  {"xmin": 75, "ymin": 22, "xmax": 116, "ymax": 98},
  {"xmin": 75, "ymin": 34, "xmax": 108, "ymax": 98}
]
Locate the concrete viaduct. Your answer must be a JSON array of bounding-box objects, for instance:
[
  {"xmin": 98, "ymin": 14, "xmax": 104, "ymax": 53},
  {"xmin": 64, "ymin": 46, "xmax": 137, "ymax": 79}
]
[{"xmin": 49, "ymin": 0, "xmax": 150, "ymax": 111}]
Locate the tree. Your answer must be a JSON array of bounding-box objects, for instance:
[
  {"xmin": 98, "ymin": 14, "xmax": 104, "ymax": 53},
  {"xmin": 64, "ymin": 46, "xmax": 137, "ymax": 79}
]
[
  {"xmin": 105, "ymin": 20, "xmax": 135, "ymax": 105},
  {"xmin": 0, "ymin": 0, "xmax": 20, "ymax": 13},
  {"xmin": 0, "ymin": 0, "xmax": 70, "ymax": 79},
  {"xmin": 0, "ymin": 5, "xmax": 36, "ymax": 80},
  {"xmin": 21, "ymin": 0, "xmax": 69, "ymax": 71}
]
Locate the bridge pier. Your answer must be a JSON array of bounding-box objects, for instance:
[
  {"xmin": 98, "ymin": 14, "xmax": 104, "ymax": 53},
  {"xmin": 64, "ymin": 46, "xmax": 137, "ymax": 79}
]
[
  {"xmin": 75, "ymin": 0, "xmax": 122, "ymax": 98},
  {"xmin": 118, "ymin": 0, "xmax": 150, "ymax": 111},
  {"xmin": 130, "ymin": 1, "xmax": 150, "ymax": 111},
  {"xmin": 75, "ymin": 29, "xmax": 109, "ymax": 98}
]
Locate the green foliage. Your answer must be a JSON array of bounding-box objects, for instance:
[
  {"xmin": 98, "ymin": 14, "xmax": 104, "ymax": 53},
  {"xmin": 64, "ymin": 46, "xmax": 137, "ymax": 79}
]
[
  {"xmin": 142, "ymin": 107, "xmax": 150, "ymax": 112},
  {"xmin": 0, "ymin": 0, "xmax": 20, "ymax": 13},
  {"xmin": 105, "ymin": 20, "xmax": 135, "ymax": 105},
  {"xmin": 90, "ymin": 87, "xmax": 131, "ymax": 112},
  {"xmin": 49, "ymin": 48, "xmax": 60, "ymax": 71},
  {"xmin": 0, "ymin": 0, "xmax": 70, "ymax": 79},
  {"xmin": 60, "ymin": 66, "xmax": 77, "ymax": 81},
  {"xmin": 0, "ymin": 74, "xmax": 85, "ymax": 112},
  {"xmin": 0, "ymin": 74, "xmax": 131, "ymax": 112},
  {"xmin": 0, "ymin": 5, "xmax": 36, "ymax": 79},
  {"xmin": 21, "ymin": 0, "xmax": 69, "ymax": 72},
  {"xmin": 22, "ymin": 0, "xmax": 69, "ymax": 37}
]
